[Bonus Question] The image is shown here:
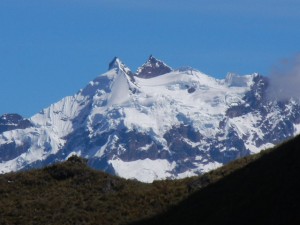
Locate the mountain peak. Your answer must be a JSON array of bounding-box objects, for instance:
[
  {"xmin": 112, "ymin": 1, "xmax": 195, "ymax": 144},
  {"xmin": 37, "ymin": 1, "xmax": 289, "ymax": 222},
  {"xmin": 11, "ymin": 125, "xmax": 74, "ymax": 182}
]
[
  {"xmin": 108, "ymin": 57, "xmax": 132, "ymax": 76},
  {"xmin": 136, "ymin": 55, "xmax": 172, "ymax": 78},
  {"xmin": 108, "ymin": 57, "xmax": 136, "ymax": 84},
  {"xmin": 148, "ymin": 54, "xmax": 156, "ymax": 63},
  {"xmin": 108, "ymin": 56, "xmax": 119, "ymax": 70},
  {"xmin": 108, "ymin": 57, "xmax": 125, "ymax": 71}
]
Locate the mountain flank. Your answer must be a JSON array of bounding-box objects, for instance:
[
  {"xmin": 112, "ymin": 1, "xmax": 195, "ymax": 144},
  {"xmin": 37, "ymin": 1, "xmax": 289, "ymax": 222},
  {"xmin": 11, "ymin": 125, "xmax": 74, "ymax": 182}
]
[{"xmin": 132, "ymin": 135, "xmax": 300, "ymax": 225}]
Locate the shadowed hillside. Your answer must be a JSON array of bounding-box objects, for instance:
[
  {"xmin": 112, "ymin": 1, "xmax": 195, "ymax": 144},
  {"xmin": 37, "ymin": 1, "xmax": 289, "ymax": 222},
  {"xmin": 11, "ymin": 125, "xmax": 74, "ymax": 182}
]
[
  {"xmin": 0, "ymin": 156, "xmax": 198, "ymax": 225},
  {"xmin": 132, "ymin": 135, "xmax": 300, "ymax": 225},
  {"xmin": 1, "ymin": 134, "xmax": 300, "ymax": 225}
]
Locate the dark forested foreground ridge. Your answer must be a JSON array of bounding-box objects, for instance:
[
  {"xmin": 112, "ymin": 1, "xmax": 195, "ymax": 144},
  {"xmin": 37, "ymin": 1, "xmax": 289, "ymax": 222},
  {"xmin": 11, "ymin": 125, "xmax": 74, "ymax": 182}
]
[
  {"xmin": 132, "ymin": 135, "xmax": 300, "ymax": 225},
  {"xmin": 1, "ymin": 135, "xmax": 300, "ymax": 225},
  {"xmin": 0, "ymin": 156, "xmax": 197, "ymax": 225}
]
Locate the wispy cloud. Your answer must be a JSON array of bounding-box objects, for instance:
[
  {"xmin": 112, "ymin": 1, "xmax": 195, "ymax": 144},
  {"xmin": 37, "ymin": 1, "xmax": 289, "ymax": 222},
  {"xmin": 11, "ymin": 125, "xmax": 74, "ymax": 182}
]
[{"xmin": 267, "ymin": 54, "xmax": 300, "ymax": 101}]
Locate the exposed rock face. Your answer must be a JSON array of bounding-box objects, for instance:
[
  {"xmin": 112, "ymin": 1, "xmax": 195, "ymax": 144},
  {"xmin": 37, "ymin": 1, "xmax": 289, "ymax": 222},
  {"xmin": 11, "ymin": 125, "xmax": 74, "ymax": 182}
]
[
  {"xmin": 0, "ymin": 114, "xmax": 33, "ymax": 163},
  {"xmin": 0, "ymin": 114, "xmax": 32, "ymax": 133},
  {"xmin": 136, "ymin": 55, "xmax": 172, "ymax": 78}
]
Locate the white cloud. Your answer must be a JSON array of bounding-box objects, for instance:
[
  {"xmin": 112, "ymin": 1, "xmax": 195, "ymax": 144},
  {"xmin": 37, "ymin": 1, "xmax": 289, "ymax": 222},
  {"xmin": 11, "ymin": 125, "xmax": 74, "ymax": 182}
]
[{"xmin": 267, "ymin": 54, "xmax": 300, "ymax": 101}]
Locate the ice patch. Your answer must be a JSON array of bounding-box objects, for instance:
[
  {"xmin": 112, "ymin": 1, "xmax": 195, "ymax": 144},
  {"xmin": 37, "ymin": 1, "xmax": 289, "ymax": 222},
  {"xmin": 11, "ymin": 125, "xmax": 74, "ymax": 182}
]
[{"xmin": 109, "ymin": 158, "xmax": 176, "ymax": 183}]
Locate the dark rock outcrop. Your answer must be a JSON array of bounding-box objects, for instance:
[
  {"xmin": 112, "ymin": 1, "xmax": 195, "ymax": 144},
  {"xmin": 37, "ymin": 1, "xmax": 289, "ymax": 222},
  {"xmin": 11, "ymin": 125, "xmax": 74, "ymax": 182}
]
[
  {"xmin": 0, "ymin": 114, "xmax": 32, "ymax": 134},
  {"xmin": 136, "ymin": 55, "xmax": 172, "ymax": 78}
]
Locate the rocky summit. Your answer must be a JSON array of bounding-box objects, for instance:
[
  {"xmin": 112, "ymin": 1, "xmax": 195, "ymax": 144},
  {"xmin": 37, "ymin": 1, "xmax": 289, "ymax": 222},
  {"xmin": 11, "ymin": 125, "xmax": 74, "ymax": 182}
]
[{"xmin": 1, "ymin": 56, "xmax": 300, "ymax": 182}]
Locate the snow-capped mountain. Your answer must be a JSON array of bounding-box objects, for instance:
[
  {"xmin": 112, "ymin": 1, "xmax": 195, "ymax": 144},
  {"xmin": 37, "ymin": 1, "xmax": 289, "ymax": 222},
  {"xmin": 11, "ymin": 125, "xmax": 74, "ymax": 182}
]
[{"xmin": 1, "ymin": 56, "xmax": 300, "ymax": 182}]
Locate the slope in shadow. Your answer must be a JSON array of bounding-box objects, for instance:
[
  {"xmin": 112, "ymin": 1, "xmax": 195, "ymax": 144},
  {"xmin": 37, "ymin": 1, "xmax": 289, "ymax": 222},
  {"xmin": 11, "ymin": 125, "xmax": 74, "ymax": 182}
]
[{"xmin": 132, "ymin": 135, "xmax": 300, "ymax": 225}]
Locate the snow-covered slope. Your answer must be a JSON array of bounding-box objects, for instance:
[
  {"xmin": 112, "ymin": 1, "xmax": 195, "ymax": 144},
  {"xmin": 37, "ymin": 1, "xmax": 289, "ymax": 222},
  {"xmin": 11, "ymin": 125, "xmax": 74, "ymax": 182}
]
[{"xmin": 1, "ymin": 56, "xmax": 300, "ymax": 182}]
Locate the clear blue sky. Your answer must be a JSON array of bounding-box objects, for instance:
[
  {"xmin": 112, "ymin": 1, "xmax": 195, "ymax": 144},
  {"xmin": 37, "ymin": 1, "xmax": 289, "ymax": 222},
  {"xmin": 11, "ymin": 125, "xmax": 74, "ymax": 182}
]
[{"xmin": 1, "ymin": 0, "xmax": 300, "ymax": 117}]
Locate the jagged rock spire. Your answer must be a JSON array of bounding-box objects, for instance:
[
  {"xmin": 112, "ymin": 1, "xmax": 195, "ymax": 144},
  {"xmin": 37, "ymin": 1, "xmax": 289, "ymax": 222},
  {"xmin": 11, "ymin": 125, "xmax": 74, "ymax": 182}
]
[{"xmin": 136, "ymin": 55, "xmax": 172, "ymax": 79}]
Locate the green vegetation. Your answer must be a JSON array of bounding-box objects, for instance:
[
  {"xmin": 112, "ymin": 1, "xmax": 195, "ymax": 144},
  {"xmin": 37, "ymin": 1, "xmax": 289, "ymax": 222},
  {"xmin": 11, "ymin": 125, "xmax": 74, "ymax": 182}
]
[
  {"xmin": 1, "ymin": 135, "xmax": 300, "ymax": 225},
  {"xmin": 0, "ymin": 156, "xmax": 197, "ymax": 225}
]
